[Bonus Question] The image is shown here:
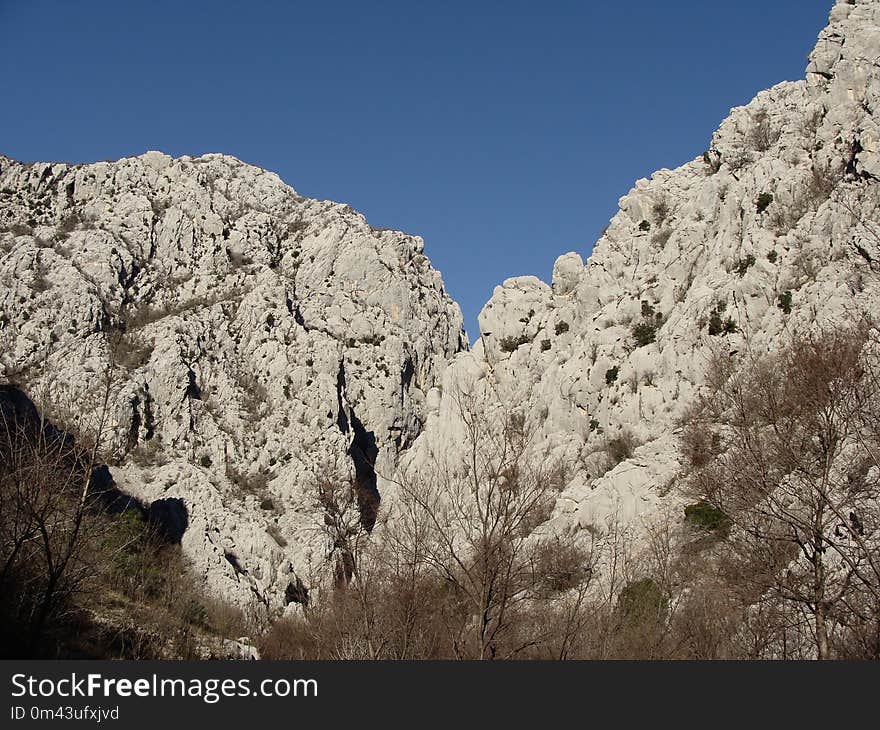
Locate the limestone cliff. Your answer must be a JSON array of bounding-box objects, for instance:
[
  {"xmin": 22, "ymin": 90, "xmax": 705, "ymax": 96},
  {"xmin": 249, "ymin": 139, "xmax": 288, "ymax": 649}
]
[
  {"xmin": 0, "ymin": 152, "xmax": 465, "ymax": 608},
  {"xmin": 402, "ymin": 0, "xmax": 880, "ymax": 545}
]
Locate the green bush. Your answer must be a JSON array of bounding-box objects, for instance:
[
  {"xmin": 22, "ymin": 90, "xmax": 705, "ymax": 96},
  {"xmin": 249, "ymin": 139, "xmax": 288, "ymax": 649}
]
[
  {"xmin": 767, "ymin": 249, "xmax": 778, "ymax": 264},
  {"xmin": 631, "ymin": 300, "xmax": 663, "ymax": 348},
  {"xmin": 632, "ymin": 321, "xmax": 657, "ymax": 348},
  {"xmin": 500, "ymin": 333, "xmax": 532, "ymax": 353},
  {"xmin": 707, "ymin": 302, "xmax": 736, "ymax": 336},
  {"xmin": 777, "ymin": 290, "xmax": 793, "ymax": 315},
  {"xmin": 684, "ymin": 501, "xmax": 731, "ymax": 532},
  {"xmin": 639, "ymin": 220, "xmax": 651, "ymax": 232},
  {"xmin": 555, "ymin": 321, "xmax": 569, "ymax": 336},
  {"xmin": 756, "ymin": 192, "xmax": 774, "ymax": 214},
  {"xmin": 540, "ymin": 339, "xmax": 551, "ymax": 352},
  {"xmin": 199, "ymin": 455, "xmax": 212, "ymax": 468},
  {"xmin": 618, "ymin": 578, "xmax": 668, "ymax": 624},
  {"xmin": 605, "ymin": 366, "xmax": 619, "ymax": 385},
  {"xmin": 734, "ymin": 254, "xmax": 756, "ymax": 277}
]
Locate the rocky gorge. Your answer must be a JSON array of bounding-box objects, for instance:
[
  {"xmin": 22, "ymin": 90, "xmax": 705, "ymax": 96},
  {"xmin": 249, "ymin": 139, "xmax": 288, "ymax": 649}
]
[{"xmin": 2, "ymin": 0, "xmax": 880, "ymax": 651}]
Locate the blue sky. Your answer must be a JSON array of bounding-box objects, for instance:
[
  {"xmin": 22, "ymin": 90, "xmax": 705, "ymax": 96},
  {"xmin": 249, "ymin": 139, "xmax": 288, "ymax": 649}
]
[{"xmin": 0, "ymin": 0, "xmax": 832, "ymax": 337}]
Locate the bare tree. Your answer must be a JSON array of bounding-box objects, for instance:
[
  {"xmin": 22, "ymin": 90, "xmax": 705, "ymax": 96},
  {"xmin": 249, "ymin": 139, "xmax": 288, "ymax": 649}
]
[
  {"xmin": 0, "ymin": 366, "xmax": 117, "ymax": 655},
  {"xmin": 683, "ymin": 325, "xmax": 880, "ymax": 658},
  {"xmin": 387, "ymin": 384, "xmax": 594, "ymax": 659}
]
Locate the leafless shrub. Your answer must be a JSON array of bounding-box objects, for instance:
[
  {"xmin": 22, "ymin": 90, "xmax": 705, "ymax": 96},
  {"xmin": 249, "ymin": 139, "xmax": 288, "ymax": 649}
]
[
  {"xmin": 681, "ymin": 324, "xmax": 880, "ymax": 658},
  {"xmin": 724, "ymin": 147, "xmax": 752, "ymax": 173},
  {"xmin": 58, "ymin": 212, "xmax": 81, "ymax": 234},
  {"xmin": 767, "ymin": 189, "xmax": 810, "ymax": 235},
  {"xmin": 0, "ymin": 371, "xmax": 118, "ymax": 656},
  {"xmin": 791, "ymin": 247, "xmax": 823, "ymax": 284},
  {"xmin": 652, "ymin": 198, "xmax": 670, "ymax": 225},
  {"xmin": 604, "ymin": 429, "xmax": 638, "ymax": 468},
  {"xmin": 745, "ymin": 109, "xmax": 780, "ymax": 152}
]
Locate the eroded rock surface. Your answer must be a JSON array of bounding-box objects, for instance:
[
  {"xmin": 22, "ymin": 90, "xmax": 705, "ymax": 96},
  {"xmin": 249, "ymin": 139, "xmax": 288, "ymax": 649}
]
[
  {"xmin": 0, "ymin": 152, "xmax": 465, "ymax": 609},
  {"xmin": 401, "ymin": 0, "xmax": 880, "ymax": 547},
  {"xmin": 3, "ymin": 0, "xmax": 879, "ymax": 612}
]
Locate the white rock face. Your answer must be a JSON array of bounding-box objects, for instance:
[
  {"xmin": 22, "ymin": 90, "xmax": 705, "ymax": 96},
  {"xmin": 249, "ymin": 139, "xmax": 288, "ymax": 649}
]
[
  {"xmin": 0, "ymin": 152, "xmax": 465, "ymax": 609},
  {"xmin": 400, "ymin": 0, "xmax": 880, "ymax": 548},
  {"xmin": 3, "ymin": 0, "xmax": 879, "ymax": 614}
]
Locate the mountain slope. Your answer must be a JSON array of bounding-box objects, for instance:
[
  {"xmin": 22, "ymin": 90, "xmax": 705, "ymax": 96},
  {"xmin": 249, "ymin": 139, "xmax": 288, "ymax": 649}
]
[
  {"xmin": 2, "ymin": 0, "xmax": 879, "ymax": 617},
  {"xmin": 0, "ymin": 151, "xmax": 465, "ymax": 609},
  {"xmin": 401, "ymin": 0, "xmax": 880, "ymax": 543}
]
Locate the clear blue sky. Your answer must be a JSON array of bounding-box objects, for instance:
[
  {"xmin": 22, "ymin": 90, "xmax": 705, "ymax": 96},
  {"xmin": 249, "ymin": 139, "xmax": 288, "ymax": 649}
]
[{"xmin": 0, "ymin": 0, "xmax": 832, "ymax": 337}]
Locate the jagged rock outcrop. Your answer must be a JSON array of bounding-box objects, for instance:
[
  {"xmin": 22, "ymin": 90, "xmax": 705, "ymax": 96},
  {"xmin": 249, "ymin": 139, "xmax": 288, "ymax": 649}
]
[
  {"xmin": 2, "ymin": 0, "xmax": 879, "ymax": 615},
  {"xmin": 0, "ymin": 152, "xmax": 465, "ymax": 609},
  {"xmin": 401, "ymin": 0, "xmax": 880, "ymax": 546}
]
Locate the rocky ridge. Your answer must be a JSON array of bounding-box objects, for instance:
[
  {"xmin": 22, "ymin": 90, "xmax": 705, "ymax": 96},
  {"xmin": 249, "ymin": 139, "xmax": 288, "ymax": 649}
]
[
  {"xmin": 2, "ymin": 0, "xmax": 879, "ymax": 614},
  {"xmin": 401, "ymin": 0, "xmax": 880, "ymax": 548},
  {"xmin": 0, "ymin": 152, "xmax": 465, "ymax": 610}
]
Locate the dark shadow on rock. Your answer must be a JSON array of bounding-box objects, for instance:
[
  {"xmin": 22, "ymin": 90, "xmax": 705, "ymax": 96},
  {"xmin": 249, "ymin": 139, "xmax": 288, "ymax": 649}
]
[
  {"xmin": 1, "ymin": 384, "xmax": 189, "ymax": 544},
  {"xmin": 333, "ymin": 360, "xmax": 381, "ymax": 530},
  {"xmin": 349, "ymin": 409, "xmax": 380, "ymax": 531},
  {"xmin": 147, "ymin": 498, "xmax": 189, "ymax": 544}
]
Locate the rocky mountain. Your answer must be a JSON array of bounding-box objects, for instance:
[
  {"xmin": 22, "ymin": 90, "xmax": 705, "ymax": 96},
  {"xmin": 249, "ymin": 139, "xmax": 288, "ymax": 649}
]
[
  {"xmin": 2, "ymin": 0, "xmax": 879, "ymax": 617},
  {"xmin": 401, "ymin": 0, "xmax": 880, "ymax": 549},
  {"xmin": 0, "ymin": 152, "xmax": 465, "ymax": 609}
]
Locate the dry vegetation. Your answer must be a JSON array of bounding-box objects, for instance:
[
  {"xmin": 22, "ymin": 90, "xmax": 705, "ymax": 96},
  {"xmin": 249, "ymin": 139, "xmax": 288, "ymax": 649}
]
[
  {"xmin": 0, "ymin": 379, "xmax": 251, "ymax": 658},
  {"xmin": 254, "ymin": 324, "xmax": 880, "ymax": 660},
  {"xmin": 680, "ymin": 323, "xmax": 880, "ymax": 658},
  {"xmin": 4, "ymin": 321, "xmax": 880, "ymax": 660}
]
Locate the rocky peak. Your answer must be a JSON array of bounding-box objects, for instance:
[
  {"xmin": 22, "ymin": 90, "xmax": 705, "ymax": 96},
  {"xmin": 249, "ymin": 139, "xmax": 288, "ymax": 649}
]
[
  {"xmin": 2, "ymin": 0, "xmax": 879, "ymax": 614},
  {"xmin": 0, "ymin": 151, "xmax": 465, "ymax": 609},
  {"xmin": 402, "ymin": 0, "xmax": 880, "ymax": 544}
]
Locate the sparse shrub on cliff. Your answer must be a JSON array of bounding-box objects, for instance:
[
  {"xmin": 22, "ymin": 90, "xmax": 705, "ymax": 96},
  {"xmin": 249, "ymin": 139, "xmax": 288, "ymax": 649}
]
[
  {"xmin": 707, "ymin": 302, "xmax": 736, "ymax": 336},
  {"xmin": 555, "ymin": 321, "xmax": 569, "ymax": 336},
  {"xmin": 632, "ymin": 300, "xmax": 663, "ymax": 348},
  {"xmin": 746, "ymin": 109, "xmax": 779, "ymax": 152},
  {"xmin": 500, "ymin": 333, "xmax": 532, "ymax": 352},
  {"xmin": 605, "ymin": 429, "xmax": 637, "ymax": 466},
  {"xmin": 777, "ymin": 290, "xmax": 793, "ymax": 314},
  {"xmin": 684, "ymin": 501, "xmax": 731, "ymax": 532},
  {"xmin": 652, "ymin": 198, "xmax": 670, "ymax": 224},
  {"xmin": 679, "ymin": 417, "xmax": 723, "ymax": 471},
  {"xmin": 734, "ymin": 254, "xmax": 756, "ymax": 276},
  {"xmin": 618, "ymin": 578, "xmax": 668, "ymax": 625},
  {"xmin": 725, "ymin": 148, "xmax": 752, "ymax": 172},
  {"xmin": 756, "ymin": 192, "xmax": 774, "ymax": 214},
  {"xmin": 605, "ymin": 365, "xmax": 619, "ymax": 385},
  {"xmin": 59, "ymin": 212, "xmax": 81, "ymax": 234},
  {"xmin": 806, "ymin": 162, "xmax": 839, "ymax": 204},
  {"xmin": 768, "ymin": 190, "xmax": 810, "ymax": 235}
]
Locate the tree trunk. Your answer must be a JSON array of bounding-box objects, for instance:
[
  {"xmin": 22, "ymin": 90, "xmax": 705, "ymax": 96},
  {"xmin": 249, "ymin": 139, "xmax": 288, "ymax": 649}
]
[{"xmin": 815, "ymin": 604, "xmax": 830, "ymax": 660}]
